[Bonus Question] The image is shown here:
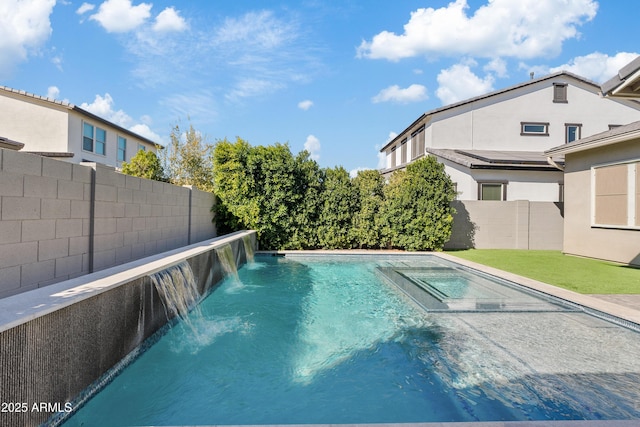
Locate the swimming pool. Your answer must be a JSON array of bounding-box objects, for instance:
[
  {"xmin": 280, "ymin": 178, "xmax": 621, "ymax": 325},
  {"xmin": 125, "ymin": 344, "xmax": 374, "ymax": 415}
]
[{"xmin": 62, "ymin": 254, "xmax": 640, "ymax": 425}]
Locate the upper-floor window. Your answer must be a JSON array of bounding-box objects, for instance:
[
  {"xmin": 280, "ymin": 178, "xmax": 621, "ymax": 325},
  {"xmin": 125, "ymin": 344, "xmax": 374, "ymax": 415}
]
[
  {"xmin": 138, "ymin": 144, "xmax": 146, "ymax": 152},
  {"xmin": 521, "ymin": 122, "xmax": 549, "ymax": 136},
  {"xmin": 411, "ymin": 125, "xmax": 425, "ymax": 159},
  {"xmin": 82, "ymin": 122, "xmax": 106, "ymax": 155},
  {"xmin": 400, "ymin": 139, "xmax": 407, "ymax": 164},
  {"xmin": 117, "ymin": 136, "xmax": 127, "ymax": 162},
  {"xmin": 565, "ymin": 123, "xmax": 582, "ymax": 143},
  {"xmin": 390, "ymin": 145, "xmax": 397, "ymax": 167},
  {"xmin": 553, "ymin": 83, "xmax": 568, "ymax": 103}
]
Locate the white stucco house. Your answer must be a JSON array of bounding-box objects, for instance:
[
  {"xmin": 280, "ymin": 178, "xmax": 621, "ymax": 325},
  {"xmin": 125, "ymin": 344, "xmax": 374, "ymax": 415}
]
[
  {"xmin": 380, "ymin": 71, "xmax": 640, "ymax": 202},
  {"xmin": 0, "ymin": 86, "xmax": 160, "ymax": 167}
]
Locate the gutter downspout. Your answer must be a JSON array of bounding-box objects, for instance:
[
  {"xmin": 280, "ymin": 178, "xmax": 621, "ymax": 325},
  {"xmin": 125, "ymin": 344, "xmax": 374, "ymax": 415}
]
[{"xmin": 546, "ymin": 156, "xmax": 564, "ymax": 171}]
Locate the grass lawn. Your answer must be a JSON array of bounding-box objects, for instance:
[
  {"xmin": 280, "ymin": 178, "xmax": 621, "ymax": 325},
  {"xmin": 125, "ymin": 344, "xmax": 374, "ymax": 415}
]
[{"xmin": 446, "ymin": 250, "xmax": 640, "ymax": 294}]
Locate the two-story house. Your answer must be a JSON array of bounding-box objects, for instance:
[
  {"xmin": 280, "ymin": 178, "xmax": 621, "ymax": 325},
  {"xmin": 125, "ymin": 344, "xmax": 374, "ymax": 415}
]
[
  {"xmin": 0, "ymin": 86, "xmax": 159, "ymax": 167},
  {"xmin": 380, "ymin": 71, "xmax": 640, "ymax": 202}
]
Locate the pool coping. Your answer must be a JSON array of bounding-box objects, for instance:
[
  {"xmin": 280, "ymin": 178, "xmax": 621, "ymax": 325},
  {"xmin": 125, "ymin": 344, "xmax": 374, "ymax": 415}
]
[
  {"xmin": 262, "ymin": 250, "xmax": 640, "ymax": 327},
  {"xmin": 0, "ymin": 230, "xmax": 256, "ymax": 334}
]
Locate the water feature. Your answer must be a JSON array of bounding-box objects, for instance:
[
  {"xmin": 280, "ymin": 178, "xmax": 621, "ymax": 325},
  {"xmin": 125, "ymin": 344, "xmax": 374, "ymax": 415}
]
[
  {"xmin": 62, "ymin": 254, "xmax": 640, "ymax": 426},
  {"xmin": 242, "ymin": 233, "xmax": 255, "ymax": 263}
]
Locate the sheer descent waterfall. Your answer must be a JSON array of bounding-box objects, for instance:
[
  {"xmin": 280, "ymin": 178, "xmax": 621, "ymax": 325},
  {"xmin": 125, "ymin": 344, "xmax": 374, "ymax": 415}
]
[
  {"xmin": 150, "ymin": 261, "xmax": 201, "ymax": 323},
  {"xmin": 242, "ymin": 234, "xmax": 255, "ymax": 263}
]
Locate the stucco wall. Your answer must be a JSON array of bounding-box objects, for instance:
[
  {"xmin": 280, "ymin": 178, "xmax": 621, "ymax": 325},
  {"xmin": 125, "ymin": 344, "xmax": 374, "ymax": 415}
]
[
  {"xmin": 563, "ymin": 139, "xmax": 640, "ymax": 266},
  {"xmin": 447, "ymin": 200, "xmax": 564, "ymax": 250},
  {"xmin": 0, "ymin": 148, "xmax": 216, "ymax": 299},
  {"xmin": 0, "ymin": 91, "xmax": 70, "ymax": 153},
  {"xmin": 443, "ymin": 159, "xmax": 564, "ymax": 202},
  {"xmin": 429, "ymin": 79, "xmax": 640, "ymax": 152}
]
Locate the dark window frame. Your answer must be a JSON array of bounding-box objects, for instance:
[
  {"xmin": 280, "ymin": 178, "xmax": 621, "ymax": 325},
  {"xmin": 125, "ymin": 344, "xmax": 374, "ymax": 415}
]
[
  {"xmin": 553, "ymin": 83, "xmax": 568, "ymax": 103},
  {"xmin": 477, "ymin": 181, "xmax": 508, "ymax": 201},
  {"xmin": 565, "ymin": 123, "xmax": 582, "ymax": 143},
  {"xmin": 520, "ymin": 122, "xmax": 549, "ymax": 136}
]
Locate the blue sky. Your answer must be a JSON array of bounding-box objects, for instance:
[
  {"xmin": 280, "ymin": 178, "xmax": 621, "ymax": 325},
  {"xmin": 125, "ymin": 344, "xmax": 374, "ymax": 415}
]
[{"xmin": 1, "ymin": 0, "xmax": 638, "ymax": 175}]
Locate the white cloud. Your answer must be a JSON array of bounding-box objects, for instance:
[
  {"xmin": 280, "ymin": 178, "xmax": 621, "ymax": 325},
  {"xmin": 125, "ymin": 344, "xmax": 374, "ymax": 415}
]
[
  {"xmin": 357, "ymin": 0, "xmax": 597, "ymax": 61},
  {"xmin": 372, "ymin": 84, "xmax": 428, "ymax": 104},
  {"xmin": 298, "ymin": 100, "xmax": 313, "ymax": 111},
  {"xmin": 226, "ymin": 78, "xmax": 284, "ymax": 102},
  {"xmin": 549, "ymin": 51, "xmax": 640, "ymax": 83},
  {"xmin": 484, "ymin": 58, "xmax": 508, "ymax": 78},
  {"xmin": 153, "ymin": 7, "xmax": 187, "ymax": 33},
  {"xmin": 90, "ymin": 0, "xmax": 152, "ymax": 33},
  {"xmin": 304, "ymin": 135, "xmax": 321, "ymax": 161},
  {"xmin": 214, "ymin": 10, "xmax": 294, "ymax": 50},
  {"xmin": 80, "ymin": 93, "xmax": 161, "ymax": 142},
  {"xmin": 76, "ymin": 2, "xmax": 95, "ymax": 15},
  {"xmin": 349, "ymin": 167, "xmax": 371, "ymax": 179},
  {"xmin": 46, "ymin": 86, "xmax": 60, "ymax": 99},
  {"xmin": 436, "ymin": 63, "xmax": 495, "ymax": 105},
  {"xmin": 0, "ymin": 0, "xmax": 55, "ymax": 79},
  {"xmin": 130, "ymin": 123, "xmax": 162, "ymax": 143}
]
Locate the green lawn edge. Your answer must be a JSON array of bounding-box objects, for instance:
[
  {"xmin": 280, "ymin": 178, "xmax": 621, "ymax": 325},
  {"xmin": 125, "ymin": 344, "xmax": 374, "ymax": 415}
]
[{"xmin": 446, "ymin": 250, "xmax": 640, "ymax": 294}]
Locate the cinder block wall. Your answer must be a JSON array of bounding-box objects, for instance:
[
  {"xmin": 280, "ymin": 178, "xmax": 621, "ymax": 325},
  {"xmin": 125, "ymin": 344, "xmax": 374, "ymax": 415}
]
[
  {"xmin": 446, "ymin": 200, "xmax": 564, "ymax": 250},
  {"xmin": 0, "ymin": 150, "xmax": 93, "ymax": 297},
  {"xmin": 0, "ymin": 148, "xmax": 216, "ymax": 299}
]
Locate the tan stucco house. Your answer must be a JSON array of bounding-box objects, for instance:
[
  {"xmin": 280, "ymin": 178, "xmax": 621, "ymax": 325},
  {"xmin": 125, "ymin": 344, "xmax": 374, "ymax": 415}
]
[
  {"xmin": 381, "ymin": 71, "xmax": 640, "ymax": 202},
  {"xmin": 0, "ymin": 86, "xmax": 159, "ymax": 167},
  {"xmin": 546, "ymin": 57, "xmax": 640, "ymax": 266}
]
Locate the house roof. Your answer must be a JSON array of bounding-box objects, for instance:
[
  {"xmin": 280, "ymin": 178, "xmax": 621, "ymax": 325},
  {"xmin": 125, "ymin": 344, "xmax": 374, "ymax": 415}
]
[
  {"xmin": 0, "ymin": 85, "xmax": 163, "ymax": 148},
  {"xmin": 380, "ymin": 71, "xmax": 603, "ymax": 152},
  {"xmin": 0, "ymin": 136, "xmax": 25, "ymax": 150},
  {"xmin": 546, "ymin": 120, "xmax": 640, "ymax": 156},
  {"xmin": 427, "ymin": 148, "xmax": 564, "ymax": 171},
  {"xmin": 601, "ymin": 56, "xmax": 640, "ymax": 98}
]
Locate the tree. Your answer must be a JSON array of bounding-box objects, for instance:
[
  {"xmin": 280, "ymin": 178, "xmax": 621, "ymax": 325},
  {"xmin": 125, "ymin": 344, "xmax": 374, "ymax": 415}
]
[
  {"xmin": 317, "ymin": 166, "xmax": 357, "ymax": 249},
  {"xmin": 120, "ymin": 149, "xmax": 165, "ymax": 181},
  {"xmin": 380, "ymin": 156, "xmax": 456, "ymax": 251},
  {"xmin": 288, "ymin": 150, "xmax": 324, "ymax": 249},
  {"xmin": 164, "ymin": 122, "xmax": 214, "ymax": 192},
  {"xmin": 350, "ymin": 169, "xmax": 385, "ymax": 248},
  {"xmin": 212, "ymin": 138, "xmax": 301, "ymax": 249}
]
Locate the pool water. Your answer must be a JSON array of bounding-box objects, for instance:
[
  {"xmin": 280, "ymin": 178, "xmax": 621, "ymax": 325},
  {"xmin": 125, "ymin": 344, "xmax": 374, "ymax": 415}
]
[{"xmin": 63, "ymin": 255, "xmax": 640, "ymax": 425}]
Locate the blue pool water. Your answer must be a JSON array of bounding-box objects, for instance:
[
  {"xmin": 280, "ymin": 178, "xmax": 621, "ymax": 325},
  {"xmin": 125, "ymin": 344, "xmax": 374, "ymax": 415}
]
[{"xmin": 63, "ymin": 254, "xmax": 640, "ymax": 425}]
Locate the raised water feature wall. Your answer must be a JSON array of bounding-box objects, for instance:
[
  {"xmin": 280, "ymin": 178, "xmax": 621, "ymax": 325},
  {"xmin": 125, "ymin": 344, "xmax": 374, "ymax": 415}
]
[{"xmin": 0, "ymin": 230, "xmax": 256, "ymax": 427}]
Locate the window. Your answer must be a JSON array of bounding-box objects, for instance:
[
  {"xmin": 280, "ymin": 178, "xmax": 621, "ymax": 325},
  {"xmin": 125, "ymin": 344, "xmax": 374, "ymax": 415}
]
[
  {"xmin": 521, "ymin": 122, "xmax": 549, "ymax": 136},
  {"xmin": 82, "ymin": 122, "xmax": 106, "ymax": 155},
  {"xmin": 96, "ymin": 128, "xmax": 106, "ymax": 155},
  {"xmin": 565, "ymin": 123, "xmax": 582, "ymax": 143},
  {"xmin": 553, "ymin": 83, "xmax": 568, "ymax": 103},
  {"xmin": 400, "ymin": 139, "xmax": 407, "ymax": 164},
  {"xmin": 592, "ymin": 161, "xmax": 639, "ymax": 229},
  {"xmin": 83, "ymin": 123, "xmax": 94, "ymax": 152},
  {"xmin": 478, "ymin": 182, "xmax": 506, "ymax": 201},
  {"xmin": 138, "ymin": 144, "xmax": 146, "ymax": 152},
  {"xmin": 117, "ymin": 136, "xmax": 127, "ymax": 162},
  {"xmin": 390, "ymin": 146, "xmax": 397, "ymax": 167},
  {"xmin": 411, "ymin": 125, "xmax": 425, "ymax": 159}
]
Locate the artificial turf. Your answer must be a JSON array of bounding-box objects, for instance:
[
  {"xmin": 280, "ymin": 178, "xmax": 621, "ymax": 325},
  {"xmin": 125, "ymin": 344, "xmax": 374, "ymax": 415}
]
[{"xmin": 446, "ymin": 249, "xmax": 640, "ymax": 294}]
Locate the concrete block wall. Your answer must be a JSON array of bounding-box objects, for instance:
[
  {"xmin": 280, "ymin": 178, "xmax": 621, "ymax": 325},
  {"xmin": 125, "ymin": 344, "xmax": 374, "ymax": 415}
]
[
  {"xmin": 446, "ymin": 200, "xmax": 564, "ymax": 250},
  {"xmin": 0, "ymin": 150, "xmax": 92, "ymax": 297},
  {"xmin": 0, "ymin": 148, "xmax": 216, "ymax": 299}
]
